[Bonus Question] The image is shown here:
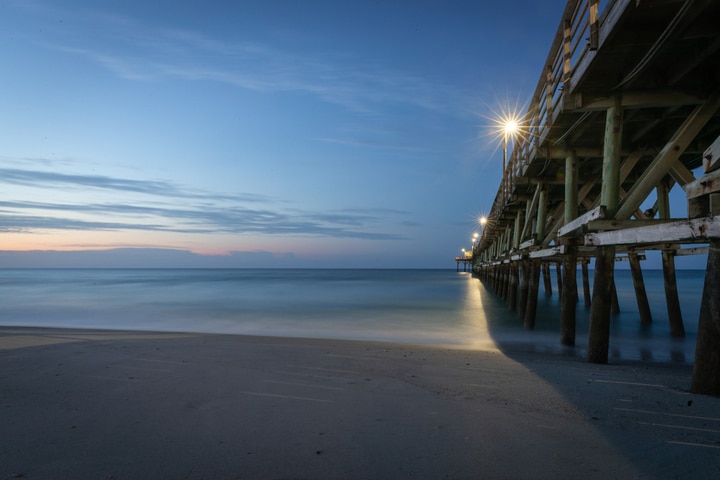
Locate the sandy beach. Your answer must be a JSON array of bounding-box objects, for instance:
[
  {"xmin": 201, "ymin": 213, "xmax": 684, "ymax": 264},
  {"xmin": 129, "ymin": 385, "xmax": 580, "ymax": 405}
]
[{"xmin": 1, "ymin": 326, "xmax": 719, "ymax": 479}]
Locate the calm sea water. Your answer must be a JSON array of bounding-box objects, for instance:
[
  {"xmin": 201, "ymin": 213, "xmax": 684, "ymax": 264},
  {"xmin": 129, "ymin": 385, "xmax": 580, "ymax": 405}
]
[{"xmin": 0, "ymin": 268, "xmax": 705, "ymax": 363}]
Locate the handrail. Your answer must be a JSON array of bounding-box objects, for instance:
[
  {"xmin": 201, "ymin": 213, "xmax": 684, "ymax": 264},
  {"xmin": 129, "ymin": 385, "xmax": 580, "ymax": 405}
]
[{"xmin": 479, "ymin": 0, "xmax": 614, "ymax": 252}]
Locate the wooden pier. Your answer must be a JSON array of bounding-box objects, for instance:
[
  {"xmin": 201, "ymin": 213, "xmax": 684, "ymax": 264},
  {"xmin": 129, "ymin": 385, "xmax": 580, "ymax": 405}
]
[
  {"xmin": 471, "ymin": 0, "xmax": 720, "ymax": 395},
  {"xmin": 455, "ymin": 256, "xmax": 473, "ymax": 272}
]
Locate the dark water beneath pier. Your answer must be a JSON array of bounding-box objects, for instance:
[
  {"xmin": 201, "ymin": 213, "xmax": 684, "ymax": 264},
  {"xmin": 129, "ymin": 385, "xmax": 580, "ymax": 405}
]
[{"xmin": 0, "ymin": 268, "xmax": 704, "ymax": 363}]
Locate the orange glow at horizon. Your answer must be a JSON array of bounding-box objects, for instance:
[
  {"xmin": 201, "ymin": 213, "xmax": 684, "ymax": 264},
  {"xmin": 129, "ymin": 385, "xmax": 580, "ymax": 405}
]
[{"xmin": 0, "ymin": 229, "xmax": 379, "ymax": 260}]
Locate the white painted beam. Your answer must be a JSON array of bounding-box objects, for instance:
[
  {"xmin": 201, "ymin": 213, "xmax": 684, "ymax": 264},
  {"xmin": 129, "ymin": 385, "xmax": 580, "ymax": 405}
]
[{"xmin": 585, "ymin": 216, "xmax": 720, "ymax": 246}]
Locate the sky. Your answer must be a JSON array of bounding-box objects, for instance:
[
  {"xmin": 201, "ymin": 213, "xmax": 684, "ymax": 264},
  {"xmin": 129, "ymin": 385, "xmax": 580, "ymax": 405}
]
[{"xmin": 1, "ymin": 0, "xmax": 697, "ymax": 269}]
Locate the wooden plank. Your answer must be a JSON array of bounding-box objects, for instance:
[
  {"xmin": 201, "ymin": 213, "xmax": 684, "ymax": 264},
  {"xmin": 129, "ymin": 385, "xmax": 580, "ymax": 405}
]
[
  {"xmin": 558, "ymin": 206, "xmax": 605, "ymax": 237},
  {"xmin": 703, "ymin": 134, "xmax": 720, "ymax": 173},
  {"xmin": 587, "ymin": 219, "xmax": 676, "ymax": 231},
  {"xmin": 585, "ymin": 217, "xmax": 720, "ymax": 246},
  {"xmin": 685, "ymin": 169, "xmax": 720, "ymax": 199},
  {"xmin": 615, "ymin": 254, "xmax": 646, "ymax": 261},
  {"xmin": 567, "ymin": 90, "xmax": 704, "ymax": 111},
  {"xmin": 519, "ymin": 239, "xmax": 536, "ymax": 250},
  {"xmin": 529, "ymin": 246, "xmax": 565, "ymax": 259},
  {"xmin": 676, "ymin": 246, "xmax": 709, "ymax": 256}
]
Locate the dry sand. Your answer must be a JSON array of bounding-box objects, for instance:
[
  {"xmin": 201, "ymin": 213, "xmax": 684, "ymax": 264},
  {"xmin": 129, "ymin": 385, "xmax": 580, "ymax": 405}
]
[{"xmin": 1, "ymin": 326, "xmax": 719, "ymax": 479}]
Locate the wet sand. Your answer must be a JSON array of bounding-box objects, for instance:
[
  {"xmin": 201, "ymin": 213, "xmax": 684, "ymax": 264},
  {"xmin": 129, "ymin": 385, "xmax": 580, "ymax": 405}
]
[{"xmin": 1, "ymin": 326, "xmax": 719, "ymax": 479}]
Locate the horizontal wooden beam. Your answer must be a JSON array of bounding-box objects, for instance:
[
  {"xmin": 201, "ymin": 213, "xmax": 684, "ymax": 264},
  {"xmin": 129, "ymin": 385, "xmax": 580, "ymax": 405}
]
[
  {"xmin": 685, "ymin": 169, "xmax": 720, "ymax": 199},
  {"xmin": 615, "ymin": 254, "xmax": 646, "ymax": 262},
  {"xmin": 676, "ymin": 246, "xmax": 709, "ymax": 256},
  {"xmin": 519, "ymin": 239, "xmax": 536, "ymax": 250},
  {"xmin": 585, "ymin": 216, "xmax": 720, "ymax": 246},
  {"xmin": 586, "ymin": 218, "xmax": 677, "ymax": 231},
  {"xmin": 558, "ymin": 206, "xmax": 606, "ymax": 237},
  {"xmin": 566, "ymin": 89, "xmax": 704, "ymax": 111},
  {"xmin": 529, "ymin": 246, "xmax": 565, "ymax": 259},
  {"xmin": 535, "ymin": 146, "xmax": 603, "ymax": 159}
]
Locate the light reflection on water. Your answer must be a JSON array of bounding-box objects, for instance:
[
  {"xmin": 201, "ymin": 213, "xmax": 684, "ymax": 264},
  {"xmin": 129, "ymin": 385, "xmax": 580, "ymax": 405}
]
[{"xmin": 0, "ymin": 268, "xmax": 703, "ymax": 363}]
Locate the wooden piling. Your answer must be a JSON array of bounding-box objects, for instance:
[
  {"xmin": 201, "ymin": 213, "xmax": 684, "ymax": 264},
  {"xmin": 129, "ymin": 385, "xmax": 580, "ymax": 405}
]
[
  {"xmin": 691, "ymin": 239, "xmax": 720, "ymax": 396},
  {"xmin": 561, "ymin": 246, "xmax": 578, "ymax": 346},
  {"xmin": 560, "ymin": 150, "xmax": 578, "ymax": 345},
  {"xmin": 662, "ymin": 249, "xmax": 685, "ymax": 337},
  {"xmin": 542, "ymin": 263, "xmax": 552, "ymax": 296},
  {"xmin": 518, "ymin": 259, "xmax": 529, "ymax": 319},
  {"xmin": 500, "ymin": 262, "xmax": 509, "ymax": 301},
  {"xmin": 581, "ymin": 260, "xmax": 591, "ymax": 307},
  {"xmin": 611, "ymin": 278, "xmax": 620, "ymax": 315},
  {"xmin": 588, "ymin": 246, "xmax": 615, "ymax": 363},
  {"xmin": 508, "ymin": 262, "xmax": 518, "ymax": 312},
  {"xmin": 556, "ymin": 263, "xmax": 563, "ymax": 298},
  {"xmin": 628, "ymin": 252, "xmax": 652, "ymax": 325},
  {"xmin": 524, "ymin": 259, "xmax": 540, "ymax": 329},
  {"xmin": 588, "ymin": 96, "xmax": 622, "ymax": 364}
]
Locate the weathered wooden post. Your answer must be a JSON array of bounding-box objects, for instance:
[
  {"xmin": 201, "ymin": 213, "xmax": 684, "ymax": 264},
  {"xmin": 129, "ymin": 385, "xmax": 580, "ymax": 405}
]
[
  {"xmin": 581, "ymin": 260, "xmax": 591, "ymax": 307},
  {"xmin": 628, "ymin": 251, "xmax": 652, "ymax": 325},
  {"xmin": 611, "ymin": 279, "xmax": 620, "ymax": 314},
  {"xmin": 556, "ymin": 263, "xmax": 563, "ymax": 298},
  {"xmin": 561, "ymin": 151, "xmax": 578, "ymax": 346},
  {"xmin": 524, "ymin": 259, "xmax": 540, "ymax": 329},
  {"xmin": 525, "ymin": 185, "xmax": 547, "ymax": 329},
  {"xmin": 589, "ymin": 96, "xmax": 622, "ymax": 364},
  {"xmin": 498, "ymin": 232, "xmax": 507, "ymax": 299},
  {"xmin": 518, "ymin": 257, "xmax": 529, "ymax": 319},
  {"xmin": 662, "ymin": 249, "xmax": 685, "ymax": 336},
  {"xmin": 658, "ymin": 180, "xmax": 685, "ymax": 336},
  {"xmin": 502, "ymin": 261, "xmax": 511, "ymax": 302},
  {"xmin": 507, "ymin": 262, "xmax": 518, "ymax": 311},
  {"xmin": 542, "ymin": 263, "xmax": 553, "ymax": 296},
  {"xmin": 508, "ymin": 213, "xmax": 521, "ymax": 312},
  {"xmin": 692, "ymin": 239, "xmax": 720, "ymax": 395}
]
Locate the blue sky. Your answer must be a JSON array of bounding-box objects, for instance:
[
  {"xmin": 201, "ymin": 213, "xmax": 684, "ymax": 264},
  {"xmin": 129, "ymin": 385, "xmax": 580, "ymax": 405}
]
[{"xmin": 1, "ymin": 1, "xmax": 577, "ymax": 268}]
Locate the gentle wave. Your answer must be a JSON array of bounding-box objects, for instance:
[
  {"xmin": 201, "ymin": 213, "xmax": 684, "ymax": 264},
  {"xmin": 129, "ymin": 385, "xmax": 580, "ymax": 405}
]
[{"xmin": 0, "ymin": 268, "xmax": 705, "ymax": 362}]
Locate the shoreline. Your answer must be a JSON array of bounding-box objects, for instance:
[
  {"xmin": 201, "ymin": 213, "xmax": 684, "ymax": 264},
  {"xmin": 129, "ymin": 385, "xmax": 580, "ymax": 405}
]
[{"xmin": 2, "ymin": 325, "xmax": 719, "ymax": 479}]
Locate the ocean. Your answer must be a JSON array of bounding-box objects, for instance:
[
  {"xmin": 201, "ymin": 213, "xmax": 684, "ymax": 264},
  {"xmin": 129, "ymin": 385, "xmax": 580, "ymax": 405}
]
[{"xmin": 0, "ymin": 268, "xmax": 705, "ymax": 363}]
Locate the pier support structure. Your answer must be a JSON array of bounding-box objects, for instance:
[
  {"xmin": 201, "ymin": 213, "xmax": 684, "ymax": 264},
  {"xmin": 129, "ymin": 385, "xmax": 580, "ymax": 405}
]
[
  {"xmin": 588, "ymin": 97, "xmax": 622, "ymax": 364},
  {"xmin": 468, "ymin": 0, "xmax": 720, "ymax": 393}
]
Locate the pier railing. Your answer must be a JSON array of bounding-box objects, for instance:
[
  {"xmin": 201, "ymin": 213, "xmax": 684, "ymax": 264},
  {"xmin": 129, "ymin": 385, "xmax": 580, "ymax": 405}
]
[{"xmin": 484, "ymin": 0, "xmax": 614, "ymax": 243}]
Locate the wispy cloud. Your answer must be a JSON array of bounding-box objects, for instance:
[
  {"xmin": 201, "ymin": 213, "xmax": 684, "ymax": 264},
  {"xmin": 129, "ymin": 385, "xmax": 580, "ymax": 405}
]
[
  {"xmin": 0, "ymin": 167, "xmax": 269, "ymax": 203},
  {"xmin": 20, "ymin": 2, "xmax": 471, "ymax": 116},
  {"xmin": 0, "ymin": 166, "xmax": 409, "ymax": 240}
]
